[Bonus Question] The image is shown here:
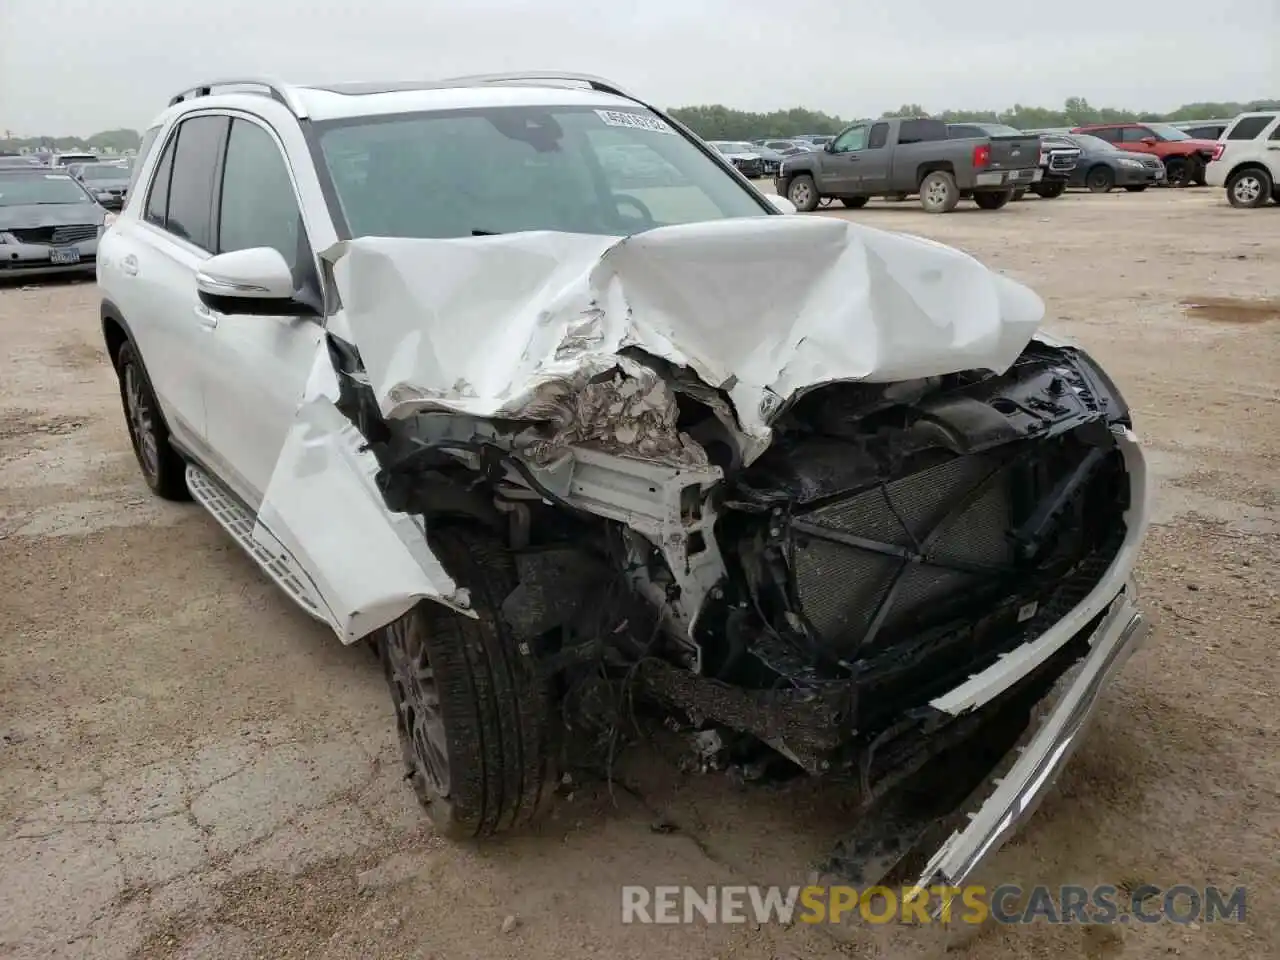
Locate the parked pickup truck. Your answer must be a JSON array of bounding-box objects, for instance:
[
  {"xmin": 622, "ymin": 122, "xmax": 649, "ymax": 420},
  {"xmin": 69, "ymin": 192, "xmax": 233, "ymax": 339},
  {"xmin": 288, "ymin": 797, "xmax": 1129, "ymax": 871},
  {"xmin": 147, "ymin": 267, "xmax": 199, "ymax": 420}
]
[
  {"xmin": 775, "ymin": 117, "xmax": 1042, "ymax": 213},
  {"xmin": 947, "ymin": 123, "xmax": 1080, "ymax": 200}
]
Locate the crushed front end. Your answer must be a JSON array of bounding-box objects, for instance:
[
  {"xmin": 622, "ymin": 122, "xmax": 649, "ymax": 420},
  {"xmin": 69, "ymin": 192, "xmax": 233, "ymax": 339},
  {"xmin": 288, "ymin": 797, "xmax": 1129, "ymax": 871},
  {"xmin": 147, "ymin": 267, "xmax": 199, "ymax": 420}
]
[{"xmin": 281, "ymin": 217, "xmax": 1149, "ymax": 885}]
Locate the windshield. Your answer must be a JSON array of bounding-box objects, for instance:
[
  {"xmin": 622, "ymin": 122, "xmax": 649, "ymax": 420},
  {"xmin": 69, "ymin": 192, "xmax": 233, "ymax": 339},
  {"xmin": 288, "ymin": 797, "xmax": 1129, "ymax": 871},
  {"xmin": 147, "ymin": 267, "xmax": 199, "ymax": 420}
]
[
  {"xmin": 720, "ymin": 142, "xmax": 755, "ymax": 153},
  {"xmin": 81, "ymin": 163, "xmax": 131, "ymax": 181},
  {"xmin": 1145, "ymin": 123, "xmax": 1190, "ymax": 141},
  {"xmin": 0, "ymin": 173, "xmax": 90, "ymax": 206},
  {"xmin": 315, "ymin": 105, "xmax": 769, "ymax": 239}
]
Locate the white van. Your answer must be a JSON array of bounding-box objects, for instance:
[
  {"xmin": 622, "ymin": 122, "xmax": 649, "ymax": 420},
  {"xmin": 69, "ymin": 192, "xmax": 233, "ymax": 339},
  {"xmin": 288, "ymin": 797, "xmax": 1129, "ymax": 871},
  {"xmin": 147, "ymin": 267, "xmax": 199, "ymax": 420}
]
[{"xmin": 1204, "ymin": 112, "xmax": 1280, "ymax": 208}]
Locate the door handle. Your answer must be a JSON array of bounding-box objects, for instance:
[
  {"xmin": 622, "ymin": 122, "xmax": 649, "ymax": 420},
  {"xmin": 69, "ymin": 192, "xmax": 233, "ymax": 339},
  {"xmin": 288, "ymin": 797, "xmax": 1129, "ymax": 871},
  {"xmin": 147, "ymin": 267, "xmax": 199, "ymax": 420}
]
[
  {"xmin": 121, "ymin": 254, "xmax": 138, "ymax": 277},
  {"xmin": 194, "ymin": 304, "xmax": 219, "ymax": 330}
]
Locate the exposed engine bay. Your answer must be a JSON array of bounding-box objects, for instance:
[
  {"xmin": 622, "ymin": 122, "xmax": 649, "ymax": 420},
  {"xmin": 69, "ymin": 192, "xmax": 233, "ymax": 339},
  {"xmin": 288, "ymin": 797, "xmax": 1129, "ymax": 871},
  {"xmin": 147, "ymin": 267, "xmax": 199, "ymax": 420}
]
[{"xmin": 326, "ymin": 326, "xmax": 1134, "ymax": 874}]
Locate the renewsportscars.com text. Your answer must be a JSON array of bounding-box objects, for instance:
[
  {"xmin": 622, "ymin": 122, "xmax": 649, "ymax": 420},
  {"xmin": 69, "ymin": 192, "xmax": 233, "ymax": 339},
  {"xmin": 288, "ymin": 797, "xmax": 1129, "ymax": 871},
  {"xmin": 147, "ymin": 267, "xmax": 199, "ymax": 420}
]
[{"xmin": 621, "ymin": 884, "xmax": 1247, "ymax": 925}]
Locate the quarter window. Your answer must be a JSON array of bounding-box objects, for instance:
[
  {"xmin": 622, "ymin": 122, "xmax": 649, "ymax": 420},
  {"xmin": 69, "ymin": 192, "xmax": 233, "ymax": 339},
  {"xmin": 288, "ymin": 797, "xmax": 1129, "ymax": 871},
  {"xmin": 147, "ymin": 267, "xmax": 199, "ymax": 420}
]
[
  {"xmin": 217, "ymin": 119, "xmax": 305, "ymax": 277},
  {"xmin": 1227, "ymin": 116, "xmax": 1272, "ymax": 140},
  {"xmin": 144, "ymin": 134, "xmax": 176, "ymax": 228},
  {"xmin": 1269, "ymin": 121, "xmax": 1280, "ymax": 141},
  {"xmin": 1091, "ymin": 128, "xmax": 1120, "ymax": 142}
]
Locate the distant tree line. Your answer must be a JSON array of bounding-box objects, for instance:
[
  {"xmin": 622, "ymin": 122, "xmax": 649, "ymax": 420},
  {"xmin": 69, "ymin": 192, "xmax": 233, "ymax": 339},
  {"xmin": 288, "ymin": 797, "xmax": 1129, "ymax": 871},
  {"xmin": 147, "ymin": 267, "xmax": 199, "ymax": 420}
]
[
  {"xmin": 667, "ymin": 97, "xmax": 1280, "ymax": 140},
  {"xmin": 0, "ymin": 128, "xmax": 141, "ymax": 154},
  {"xmin": 4, "ymin": 97, "xmax": 1277, "ymax": 153}
]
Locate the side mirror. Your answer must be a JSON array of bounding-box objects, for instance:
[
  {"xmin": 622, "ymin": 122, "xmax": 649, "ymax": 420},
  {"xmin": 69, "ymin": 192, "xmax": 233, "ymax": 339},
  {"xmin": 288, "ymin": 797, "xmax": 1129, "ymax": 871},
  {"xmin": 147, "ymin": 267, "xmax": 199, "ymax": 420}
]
[
  {"xmin": 196, "ymin": 247, "xmax": 295, "ymax": 301},
  {"xmin": 1140, "ymin": 137, "xmax": 1157, "ymax": 146},
  {"xmin": 823, "ymin": 141, "xmax": 835, "ymax": 153},
  {"xmin": 766, "ymin": 194, "xmax": 797, "ymax": 215}
]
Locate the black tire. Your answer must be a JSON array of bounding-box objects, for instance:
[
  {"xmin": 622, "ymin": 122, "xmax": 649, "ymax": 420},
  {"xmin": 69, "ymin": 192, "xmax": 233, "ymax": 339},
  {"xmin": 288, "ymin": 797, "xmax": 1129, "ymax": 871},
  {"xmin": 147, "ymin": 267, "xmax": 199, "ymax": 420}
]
[
  {"xmin": 1225, "ymin": 167, "xmax": 1273, "ymax": 209},
  {"xmin": 377, "ymin": 529, "xmax": 553, "ymax": 839},
  {"xmin": 1191, "ymin": 158, "xmax": 1207, "ymax": 186},
  {"xmin": 1032, "ymin": 180, "xmax": 1066, "ymax": 199},
  {"xmin": 973, "ymin": 190, "xmax": 1013, "ymax": 210},
  {"xmin": 115, "ymin": 340, "xmax": 190, "ymax": 501},
  {"xmin": 1086, "ymin": 165, "xmax": 1115, "ymax": 193},
  {"xmin": 841, "ymin": 196, "xmax": 869, "ymax": 209},
  {"xmin": 1223, "ymin": 167, "xmax": 1274, "ymax": 208},
  {"xmin": 919, "ymin": 171, "xmax": 960, "ymax": 213},
  {"xmin": 1163, "ymin": 156, "xmax": 1188, "ymax": 187},
  {"xmin": 1124, "ymin": 185, "xmax": 1148, "ymax": 193},
  {"xmin": 1012, "ymin": 188, "xmax": 1027, "ymax": 201},
  {"xmin": 787, "ymin": 175, "xmax": 820, "ymax": 212}
]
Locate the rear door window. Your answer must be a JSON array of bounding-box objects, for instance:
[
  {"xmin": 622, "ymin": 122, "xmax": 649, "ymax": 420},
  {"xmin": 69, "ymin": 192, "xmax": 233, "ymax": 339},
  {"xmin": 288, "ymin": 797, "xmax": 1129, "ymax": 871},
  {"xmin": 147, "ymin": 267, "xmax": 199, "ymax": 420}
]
[{"xmin": 163, "ymin": 115, "xmax": 229, "ymax": 249}]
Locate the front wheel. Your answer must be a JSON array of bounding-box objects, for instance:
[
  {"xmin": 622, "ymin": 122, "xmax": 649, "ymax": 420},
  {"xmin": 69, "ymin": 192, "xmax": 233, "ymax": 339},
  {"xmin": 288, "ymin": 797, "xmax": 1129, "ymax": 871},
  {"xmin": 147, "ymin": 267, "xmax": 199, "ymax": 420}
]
[
  {"xmin": 841, "ymin": 196, "xmax": 869, "ymax": 209},
  {"xmin": 1226, "ymin": 167, "xmax": 1273, "ymax": 208},
  {"xmin": 1012, "ymin": 188, "xmax": 1027, "ymax": 201},
  {"xmin": 786, "ymin": 175, "xmax": 820, "ymax": 212},
  {"xmin": 919, "ymin": 171, "xmax": 960, "ymax": 213},
  {"xmin": 973, "ymin": 190, "xmax": 1013, "ymax": 210},
  {"xmin": 377, "ymin": 529, "xmax": 554, "ymax": 838},
  {"xmin": 115, "ymin": 340, "xmax": 190, "ymax": 501},
  {"xmin": 1124, "ymin": 185, "xmax": 1148, "ymax": 193},
  {"xmin": 1031, "ymin": 180, "xmax": 1066, "ymax": 199},
  {"xmin": 1086, "ymin": 165, "xmax": 1115, "ymax": 193}
]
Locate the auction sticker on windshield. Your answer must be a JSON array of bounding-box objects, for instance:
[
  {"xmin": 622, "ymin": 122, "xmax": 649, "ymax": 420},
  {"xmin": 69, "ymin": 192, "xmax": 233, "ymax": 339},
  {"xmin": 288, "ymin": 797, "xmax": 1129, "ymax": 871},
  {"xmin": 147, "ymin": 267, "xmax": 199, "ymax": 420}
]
[{"xmin": 595, "ymin": 110, "xmax": 675, "ymax": 134}]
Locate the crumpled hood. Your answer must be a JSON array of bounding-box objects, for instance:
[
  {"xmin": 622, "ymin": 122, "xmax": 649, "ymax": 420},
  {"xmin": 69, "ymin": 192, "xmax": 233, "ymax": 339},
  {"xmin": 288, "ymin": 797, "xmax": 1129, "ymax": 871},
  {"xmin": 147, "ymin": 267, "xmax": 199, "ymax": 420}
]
[
  {"xmin": 324, "ymin": 214, "xmax": 1044, "ymax": 461},
  {"xmin": 0, "ymin": 202, "xmax": 104, "ymax": 229}
]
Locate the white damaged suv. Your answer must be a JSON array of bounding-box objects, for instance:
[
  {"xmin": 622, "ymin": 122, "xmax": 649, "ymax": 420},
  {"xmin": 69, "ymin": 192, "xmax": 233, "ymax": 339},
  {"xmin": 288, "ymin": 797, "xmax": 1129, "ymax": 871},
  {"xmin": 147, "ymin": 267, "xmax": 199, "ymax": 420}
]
[{"xmin": 97, "ymin": 74, "xmax": 1150, "ymax": 895}]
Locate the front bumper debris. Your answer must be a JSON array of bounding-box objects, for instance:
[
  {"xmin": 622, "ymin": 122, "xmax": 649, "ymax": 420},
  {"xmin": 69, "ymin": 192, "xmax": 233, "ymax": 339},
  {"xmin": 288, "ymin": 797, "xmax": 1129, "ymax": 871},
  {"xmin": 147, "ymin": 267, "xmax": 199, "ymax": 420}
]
[{"xmin": 916, "ymin": 585, "xmax": 1148, "ymax": 908}]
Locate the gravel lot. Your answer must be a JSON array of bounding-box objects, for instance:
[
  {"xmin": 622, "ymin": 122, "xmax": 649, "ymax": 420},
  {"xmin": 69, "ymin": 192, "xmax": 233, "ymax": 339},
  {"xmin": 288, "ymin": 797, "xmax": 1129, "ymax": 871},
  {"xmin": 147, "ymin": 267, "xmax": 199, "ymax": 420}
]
[{"xmin": 1, "ymin": 189, "xmax": 1277, "ymax": 960}]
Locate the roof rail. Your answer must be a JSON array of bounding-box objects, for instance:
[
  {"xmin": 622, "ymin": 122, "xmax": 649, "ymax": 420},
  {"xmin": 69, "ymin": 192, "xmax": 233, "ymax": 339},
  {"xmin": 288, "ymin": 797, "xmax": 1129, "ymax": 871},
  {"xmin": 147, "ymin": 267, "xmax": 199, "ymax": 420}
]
[
  {"xmin": 168, "ymin": 78, "xmax": 307, "ymax": 117},
  {"xmin": 439, "ymin": 71, "xmax": 634, "ymax": 101}
]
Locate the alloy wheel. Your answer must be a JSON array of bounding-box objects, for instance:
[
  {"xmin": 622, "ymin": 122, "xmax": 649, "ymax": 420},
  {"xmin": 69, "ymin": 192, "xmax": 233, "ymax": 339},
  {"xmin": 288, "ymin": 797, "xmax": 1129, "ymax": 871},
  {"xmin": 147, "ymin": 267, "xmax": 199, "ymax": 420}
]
[
  {"xmin": 1231, "ymin": 175, "xmax": 1262, "ymax": 206},
  {"xmin": 382, "ymin": 617, "xmax": 451, "ymax": 797},
  {"xmin": 123, "ymin": 363, "xmax": 159, "ymax": 481}
]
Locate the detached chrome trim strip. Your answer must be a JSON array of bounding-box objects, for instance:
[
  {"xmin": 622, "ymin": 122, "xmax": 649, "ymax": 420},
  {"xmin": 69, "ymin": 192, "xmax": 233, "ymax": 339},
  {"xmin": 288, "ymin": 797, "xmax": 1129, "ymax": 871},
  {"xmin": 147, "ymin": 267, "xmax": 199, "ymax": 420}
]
[
  {"xmin": 929, "ymin": 427, "xmax": 1150, "ymax": 716},
  {"xmin": 916, "ymin": 590, "xmax": 1149, "ymax": 906}
]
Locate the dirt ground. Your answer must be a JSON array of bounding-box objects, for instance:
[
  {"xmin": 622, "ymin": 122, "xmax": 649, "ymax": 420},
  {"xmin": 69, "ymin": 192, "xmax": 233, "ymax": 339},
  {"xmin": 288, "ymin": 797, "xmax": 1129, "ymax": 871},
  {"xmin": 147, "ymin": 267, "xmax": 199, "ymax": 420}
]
[{"xmin": 1, "ymin": 188, "xmax": 1277, "ymax": 960}]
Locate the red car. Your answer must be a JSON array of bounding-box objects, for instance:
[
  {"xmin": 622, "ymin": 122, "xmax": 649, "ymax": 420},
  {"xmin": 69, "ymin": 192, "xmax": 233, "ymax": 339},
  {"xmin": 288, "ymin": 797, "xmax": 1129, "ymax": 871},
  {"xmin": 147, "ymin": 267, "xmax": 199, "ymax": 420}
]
[{"xmin": 1069, "ymin": 122, "xmax": 1218, "ymax": 186}]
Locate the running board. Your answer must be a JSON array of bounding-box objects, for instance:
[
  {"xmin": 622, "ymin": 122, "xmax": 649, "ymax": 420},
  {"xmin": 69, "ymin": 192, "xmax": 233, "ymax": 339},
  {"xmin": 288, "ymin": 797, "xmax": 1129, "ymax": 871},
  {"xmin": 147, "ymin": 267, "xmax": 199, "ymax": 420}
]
[{"xmin": 185, "ymin": 464, "xmax": 338, "ymax": 631}]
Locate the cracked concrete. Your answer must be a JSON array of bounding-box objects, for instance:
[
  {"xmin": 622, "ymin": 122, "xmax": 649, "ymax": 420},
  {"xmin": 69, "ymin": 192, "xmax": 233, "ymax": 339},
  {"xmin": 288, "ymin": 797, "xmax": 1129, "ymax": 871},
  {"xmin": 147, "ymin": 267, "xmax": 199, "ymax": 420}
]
[{"xmin": 2, "ymin": 192, "xmax": 1277, "ymax": 960}]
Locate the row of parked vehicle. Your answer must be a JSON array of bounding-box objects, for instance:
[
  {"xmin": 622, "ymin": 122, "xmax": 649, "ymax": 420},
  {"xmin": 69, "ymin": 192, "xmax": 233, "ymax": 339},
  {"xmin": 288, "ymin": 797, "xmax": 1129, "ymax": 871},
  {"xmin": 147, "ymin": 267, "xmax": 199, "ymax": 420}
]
[
  {"xmin": 715, "ymin": 112, "xmax": 1280, "ymax": 212},
  {"xmin": 0, "ymin": 152, "xmax": 135, "ymax": 279}
]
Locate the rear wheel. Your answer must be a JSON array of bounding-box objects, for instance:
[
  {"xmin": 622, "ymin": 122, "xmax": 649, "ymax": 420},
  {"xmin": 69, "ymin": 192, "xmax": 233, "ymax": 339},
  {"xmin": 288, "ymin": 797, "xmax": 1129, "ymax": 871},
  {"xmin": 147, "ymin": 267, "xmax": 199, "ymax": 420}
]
[
  {"xmin": 919, "ymin": 171, "xmax": 959, "ymax": 213},
  {"xmin": 1163, "ymin": 156, "xmax": 1188, "ymax": 187},
  {"xmin": 841, "ymin": 196, "xmax": 869, "ymax": 209},
  {"xmin": 973, "ymin": 190, "xmax": 1013, "ymax": 210},
  {"xmin": 376, "ymin": 529, "xmax": 554, "ymax": 838},
  {"xmin": 1086, "ymin": 165, "xmax": 1115, "ymax": 193},
  {"xmin": 787, "ymin": 175, "xmax": 820, "ymax": 212},
  {"xmin": 1226, "ymin": 167, "xmax": 1273, "ymax": 208},
  {"xmin": 115, "ymin": 340, "xmax": 189, "ymax": 501}
]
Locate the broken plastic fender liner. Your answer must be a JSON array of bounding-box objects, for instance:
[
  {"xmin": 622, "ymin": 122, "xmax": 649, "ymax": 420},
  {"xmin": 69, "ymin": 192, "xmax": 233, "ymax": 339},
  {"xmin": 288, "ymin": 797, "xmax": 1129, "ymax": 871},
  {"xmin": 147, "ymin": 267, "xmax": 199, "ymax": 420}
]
[{"xmin": 324, "ymin": 216, "xmax": 1044, "ymax": 458}]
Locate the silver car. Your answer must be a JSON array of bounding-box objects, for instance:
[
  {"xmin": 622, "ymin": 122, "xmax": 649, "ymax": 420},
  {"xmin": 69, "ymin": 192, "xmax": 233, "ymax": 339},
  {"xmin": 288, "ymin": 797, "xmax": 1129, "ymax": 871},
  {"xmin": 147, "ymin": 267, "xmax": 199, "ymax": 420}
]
[{"xmin": 0, "ymin": 167, "xmax": 104, "ymax": 279}]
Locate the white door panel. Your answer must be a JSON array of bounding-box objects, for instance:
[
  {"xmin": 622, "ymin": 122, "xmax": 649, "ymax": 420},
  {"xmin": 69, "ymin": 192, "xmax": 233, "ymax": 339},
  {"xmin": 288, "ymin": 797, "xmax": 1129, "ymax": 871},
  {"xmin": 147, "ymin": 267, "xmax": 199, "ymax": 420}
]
[
  {"xmin": 103, "ymin": 220, "xmax": 209, "ymax": 442},
  {"xmin": 202, "ymin": 314, "xmax": 325, "ymax": 507}
]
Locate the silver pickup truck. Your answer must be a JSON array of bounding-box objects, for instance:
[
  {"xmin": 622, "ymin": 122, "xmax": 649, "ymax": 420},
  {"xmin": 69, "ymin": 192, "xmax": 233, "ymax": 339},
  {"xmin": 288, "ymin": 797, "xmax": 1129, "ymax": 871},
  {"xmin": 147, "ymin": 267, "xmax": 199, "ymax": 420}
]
[{"xmin": 776, "ymin": 117, "xmax": 1043, "ymax": 213}]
